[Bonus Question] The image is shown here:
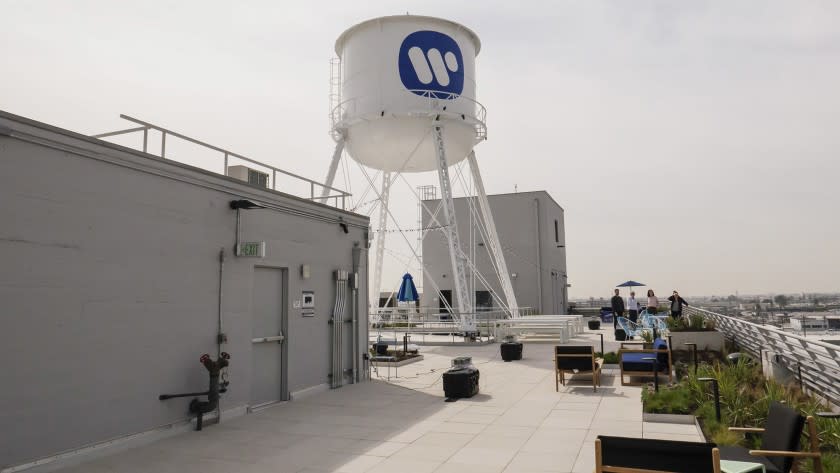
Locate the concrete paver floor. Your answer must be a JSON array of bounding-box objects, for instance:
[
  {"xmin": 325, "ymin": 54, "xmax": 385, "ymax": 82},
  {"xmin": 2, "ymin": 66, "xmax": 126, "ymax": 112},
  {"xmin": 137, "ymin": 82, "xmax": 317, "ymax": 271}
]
[{"xmin": 54, "ymin": 332, "xmax": 700, "ymax": 473}]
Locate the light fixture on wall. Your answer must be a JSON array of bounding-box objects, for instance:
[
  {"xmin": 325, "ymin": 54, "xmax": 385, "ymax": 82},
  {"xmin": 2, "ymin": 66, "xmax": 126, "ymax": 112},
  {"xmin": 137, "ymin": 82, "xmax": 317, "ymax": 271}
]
[
  {"xmin": 230, "ymin": 199, "xmax": 266, "ymax": 257},
  {"xmin": 229, "ymin": 199, "xmax": 265, "ymax": 210},
  {"xmin": 511, "ymin": 273, "xmax": 518, "ymax": 279}
]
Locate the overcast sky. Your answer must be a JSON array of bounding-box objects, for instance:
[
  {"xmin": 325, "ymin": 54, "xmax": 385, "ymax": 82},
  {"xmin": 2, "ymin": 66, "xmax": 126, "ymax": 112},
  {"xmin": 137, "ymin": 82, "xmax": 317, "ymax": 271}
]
[{"xmin": 2, "ymin": 1, "xmax": 839, "ymax": 299}]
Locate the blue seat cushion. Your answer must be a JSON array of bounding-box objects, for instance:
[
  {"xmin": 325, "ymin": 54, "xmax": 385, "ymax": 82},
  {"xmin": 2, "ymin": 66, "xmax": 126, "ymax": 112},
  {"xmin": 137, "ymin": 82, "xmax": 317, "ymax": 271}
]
[{"xmin": 621, "ymin": 352, "xmax": 668, "ymax": 372}]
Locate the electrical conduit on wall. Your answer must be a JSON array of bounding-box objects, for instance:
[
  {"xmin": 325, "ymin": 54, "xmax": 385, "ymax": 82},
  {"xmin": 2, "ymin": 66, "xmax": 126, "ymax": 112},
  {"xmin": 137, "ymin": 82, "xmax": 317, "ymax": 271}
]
[
  {"xmin": 351, "ymin": 244, "xmax": 361, "ymax": 384},
  {"xmin": 533, "ymin": 198, "xmax": 542, "ymax": 314},
  {"xmin": 331, "ymin": 270, "xmax": 349, "ymax": 388}
]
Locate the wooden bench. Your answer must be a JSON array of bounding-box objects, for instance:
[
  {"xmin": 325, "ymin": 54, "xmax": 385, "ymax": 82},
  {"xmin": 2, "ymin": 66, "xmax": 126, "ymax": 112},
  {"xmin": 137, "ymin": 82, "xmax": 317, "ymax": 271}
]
[
  {"xmin": 555, "ymin": 345, "xmax": 602, "ymax": 392},
  {"xmin": 618, "ymin": 339, "xmax": 672, "ymax": 386}
]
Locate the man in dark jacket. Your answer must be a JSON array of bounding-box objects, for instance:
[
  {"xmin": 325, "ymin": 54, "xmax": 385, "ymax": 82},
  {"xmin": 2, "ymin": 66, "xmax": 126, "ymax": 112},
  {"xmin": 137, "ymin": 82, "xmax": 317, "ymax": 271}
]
[
  {"xmin": 611, "ymin": 289, "xmax": 625, "ymax": 328},
  {"xmin": 667, "ymin": 290, "xmax": 689, "ymax": 319}
]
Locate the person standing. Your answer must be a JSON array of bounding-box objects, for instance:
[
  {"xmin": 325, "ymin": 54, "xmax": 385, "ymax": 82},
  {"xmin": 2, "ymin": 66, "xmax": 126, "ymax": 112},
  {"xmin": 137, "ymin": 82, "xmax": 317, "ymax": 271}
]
[
  {"xmin": 627, "ymin": 291, "xmax": 639, "ymax": 323},
  {"xmin": 646, "ymin": 289, "xmax": 659, "ymax": 315},
  {"xmin": 668, "ymin": 290, "xmax": 689, "ymax": 319},
  {"xmin": 611, "ymin": 288, "xmax": 625, "ymax": 328}
]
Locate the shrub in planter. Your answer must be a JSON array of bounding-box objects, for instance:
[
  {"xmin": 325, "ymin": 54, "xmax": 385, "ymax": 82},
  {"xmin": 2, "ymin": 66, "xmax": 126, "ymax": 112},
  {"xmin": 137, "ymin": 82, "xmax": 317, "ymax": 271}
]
[
  {"xmin": 642, "ymin": 384, "xmax": 694, "ymax": 415},
  {"xmin": 642, "ymin": 358, "xmax": 840, "ymax": 470},
  {"xmin": 596, "ymin": 351, "xmax": 619, "ymax": 364}
]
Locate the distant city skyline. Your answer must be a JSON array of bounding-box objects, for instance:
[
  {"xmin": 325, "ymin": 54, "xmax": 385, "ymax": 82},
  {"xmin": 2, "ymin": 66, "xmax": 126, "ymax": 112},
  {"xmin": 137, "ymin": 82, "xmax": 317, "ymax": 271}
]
[
  {"xmin": 2, "ymin": 1, "xmax": 839, "ymax": 298},
  {"xmin": 574, "ymin": 291, "xmax": 840, "ymax": 300}
]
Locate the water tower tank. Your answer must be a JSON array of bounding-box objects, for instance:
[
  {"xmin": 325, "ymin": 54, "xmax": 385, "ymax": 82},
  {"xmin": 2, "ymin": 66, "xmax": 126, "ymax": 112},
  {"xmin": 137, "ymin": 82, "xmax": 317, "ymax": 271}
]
[{"xmin": 333, "ymin": 15, "xmax": 484, "ymax": 173}]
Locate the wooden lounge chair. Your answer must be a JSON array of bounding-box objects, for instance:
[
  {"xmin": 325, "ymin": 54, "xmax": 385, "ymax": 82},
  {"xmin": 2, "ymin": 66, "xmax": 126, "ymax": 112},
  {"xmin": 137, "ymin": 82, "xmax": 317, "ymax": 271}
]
[
  {"xmin": 618, "ymin": 338, "xmax": 672, "ymax": 386},
  {"xmin": 595, "ymin": 435, "xmax": 721, "ymax": 473},
  {"xmin": 721, "ymin": 401, "xmax": 823, "ymax": 473},
  {"xmin": 554, "ymin": 345, "xmax": 602, "ymax": 392}
]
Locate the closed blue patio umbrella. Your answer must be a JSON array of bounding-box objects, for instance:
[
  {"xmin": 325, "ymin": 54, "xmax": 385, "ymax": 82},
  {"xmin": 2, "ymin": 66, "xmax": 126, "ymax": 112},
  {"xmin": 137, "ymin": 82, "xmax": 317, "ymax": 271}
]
[{"xmin": 397, "ymin": 273, "xmax": 419, "ymax": 303}]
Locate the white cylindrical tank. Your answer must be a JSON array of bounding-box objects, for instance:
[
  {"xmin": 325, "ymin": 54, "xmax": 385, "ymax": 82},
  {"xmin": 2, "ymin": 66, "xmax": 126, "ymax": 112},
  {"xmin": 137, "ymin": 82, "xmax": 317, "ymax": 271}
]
[{"xmin": 333, "ymin": 15, "xmax": 485, "ymax": 173}]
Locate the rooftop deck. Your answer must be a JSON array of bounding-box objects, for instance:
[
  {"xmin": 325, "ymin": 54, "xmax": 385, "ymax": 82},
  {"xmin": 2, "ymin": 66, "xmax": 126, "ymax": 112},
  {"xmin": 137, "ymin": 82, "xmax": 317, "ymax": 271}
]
[{"xmin": 52, "ymin": 330, "xmax": 700, "ymax": 473}]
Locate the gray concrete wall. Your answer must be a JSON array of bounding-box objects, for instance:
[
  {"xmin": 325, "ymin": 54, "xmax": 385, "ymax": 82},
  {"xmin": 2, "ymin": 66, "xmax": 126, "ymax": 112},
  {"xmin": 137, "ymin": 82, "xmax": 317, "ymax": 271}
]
[
  {"xmin": 0, "ymin": 112, "xmax": 369, "ymax": 468},
  {"xmin": 421, "ymin": 191, "xmax": 567, "ymax": 314}
]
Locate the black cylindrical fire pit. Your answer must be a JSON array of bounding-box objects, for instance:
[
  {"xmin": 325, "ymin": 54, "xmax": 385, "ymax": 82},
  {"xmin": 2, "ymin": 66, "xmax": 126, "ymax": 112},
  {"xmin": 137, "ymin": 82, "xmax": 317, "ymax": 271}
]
[
  {"xmin": 588, "ymin": 319, "xmax": 601, "ymax": 330},
  {"xmin": 500, "ymin": 341, "xmax": 523, "ymax": 362}
]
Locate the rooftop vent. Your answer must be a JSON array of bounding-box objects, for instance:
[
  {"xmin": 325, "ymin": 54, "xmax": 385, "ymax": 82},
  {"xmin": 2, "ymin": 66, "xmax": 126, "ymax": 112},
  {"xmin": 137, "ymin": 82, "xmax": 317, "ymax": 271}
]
[{"xmin": 227, "ymin": 165, "xmax": 268, "ymax": 188}]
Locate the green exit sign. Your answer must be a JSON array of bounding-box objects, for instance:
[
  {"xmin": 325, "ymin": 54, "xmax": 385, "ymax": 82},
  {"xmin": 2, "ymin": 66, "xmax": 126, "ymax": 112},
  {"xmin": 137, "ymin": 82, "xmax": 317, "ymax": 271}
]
[{"xmin": 236, "ymin": 241, "xmax": 265, "ymax": 257}]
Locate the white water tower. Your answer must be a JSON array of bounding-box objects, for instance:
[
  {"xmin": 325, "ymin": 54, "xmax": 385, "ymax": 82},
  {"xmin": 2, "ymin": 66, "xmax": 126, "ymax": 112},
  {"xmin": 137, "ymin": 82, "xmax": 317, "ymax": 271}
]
[{"xmin": 323, "ymin": 15, "xmax": 519, "ymax": 332}]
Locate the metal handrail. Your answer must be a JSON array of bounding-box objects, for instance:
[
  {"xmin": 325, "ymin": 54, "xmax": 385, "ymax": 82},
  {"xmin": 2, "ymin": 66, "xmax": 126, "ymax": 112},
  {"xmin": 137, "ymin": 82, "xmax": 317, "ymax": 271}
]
[
  {"xmin": 330, "ymin": 91, "xmax": 488, "ymax": 141},
  {"xmin": 685, "ymin": 306, "xmax": 840, "ymax": 405},
  {"xmin": 92, "ymin": 115, "xmax": 352, "ymax": 210},
  {"xmin": 370, "ymin": 306, "xmax": 535, "ymax": 326}
]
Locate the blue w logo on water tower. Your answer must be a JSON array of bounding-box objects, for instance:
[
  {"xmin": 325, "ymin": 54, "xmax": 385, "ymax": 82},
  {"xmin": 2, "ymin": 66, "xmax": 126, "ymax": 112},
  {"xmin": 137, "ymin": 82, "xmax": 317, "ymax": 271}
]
[{"xmin": 398, "ymin": 31, "xmax": 464, "ymax": 99}]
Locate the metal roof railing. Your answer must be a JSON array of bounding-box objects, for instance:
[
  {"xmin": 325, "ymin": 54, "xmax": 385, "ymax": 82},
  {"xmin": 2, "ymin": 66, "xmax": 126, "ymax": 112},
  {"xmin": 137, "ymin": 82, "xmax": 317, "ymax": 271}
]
[
  {"xmin": 685, "ymin": 306, "xmax": 840, "ymax": 406},
  {"xmin": 93, "ymin": 115, "xmax": 351, "ymax": 210}
]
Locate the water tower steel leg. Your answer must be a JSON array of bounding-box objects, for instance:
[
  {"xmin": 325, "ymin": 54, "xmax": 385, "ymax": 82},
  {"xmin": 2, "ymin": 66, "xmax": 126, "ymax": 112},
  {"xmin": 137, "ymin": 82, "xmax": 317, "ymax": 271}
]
[
  {"xmin": 320, "ymin": 139, "xmax": 345, "ymax": 199},
  {"xmin": 432, "ymin": 124, "xmax": 475, "ymax": 333},
  {"xmin": 371, "ymin": 171, "xmax": 391, "ymax": 311},
  {"xmin": 467, "ymin": 151, "xmax": 520, "ymax": 318}
]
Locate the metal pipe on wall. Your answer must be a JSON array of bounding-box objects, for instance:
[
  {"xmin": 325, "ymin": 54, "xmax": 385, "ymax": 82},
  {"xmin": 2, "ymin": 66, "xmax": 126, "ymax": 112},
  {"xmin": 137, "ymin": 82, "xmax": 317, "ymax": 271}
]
[
  {"xmin": 331, "ymin": 270, "xmax": 350, "ymax": 388},
  {"xmin": 533, "ymin": 199, "xmax": 542, "ymax": 313},
  {"xmin": 351, "ymin": 244, "xmax": 361, "ymax": 384},
  {"xmin": 331, "ymin": 275, "xmax": 339, "ymax": 388},
  {"xmin": 216, "ymin": 247, "xmax": 225, "ymax": 420},
  {"xmin": 217, "ymin": 248, "xmax": 225, "ymax": 358},
  {"xmin": 338, "ymin": 274, "xmax": 345, "ymax": 386}
]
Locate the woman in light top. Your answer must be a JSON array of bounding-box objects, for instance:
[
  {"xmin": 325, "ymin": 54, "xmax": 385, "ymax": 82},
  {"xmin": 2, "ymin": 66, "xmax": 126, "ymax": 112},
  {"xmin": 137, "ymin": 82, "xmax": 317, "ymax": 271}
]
[{"xmin": 646, "ymin": 289, "xmax": 659, "ymax": 315}]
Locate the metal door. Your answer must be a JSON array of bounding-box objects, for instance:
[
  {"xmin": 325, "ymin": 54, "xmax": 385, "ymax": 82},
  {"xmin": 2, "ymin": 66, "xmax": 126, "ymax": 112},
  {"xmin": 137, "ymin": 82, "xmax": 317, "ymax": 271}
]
[{"xmin": 250, "ymin": 267, "xmax": 287, "ymax": 407}]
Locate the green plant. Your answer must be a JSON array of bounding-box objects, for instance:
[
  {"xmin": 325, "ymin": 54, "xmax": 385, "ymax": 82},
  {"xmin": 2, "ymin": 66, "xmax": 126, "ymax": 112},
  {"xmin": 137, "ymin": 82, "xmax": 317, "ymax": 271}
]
[
  {"xmin": 674, "ymin": 361, "xmax": 689, "ymax": 380},
  {"xmin": 640, "ymin": 353, "xmax": 840, "ymax": 466},
  {"xmin": 688, "ymin": 314, "xmax": 706, "ymax": 330},
  {"xmin": 709, "ymin": 424, "xmax": 742, "ymax": 446},
  {"xmin": 596, "ymin": 351, "xmax": 619, "ymax": 364},
  {"xmin": 643, "ymin": 384, "xmax": 695, "ymax": 415},
  {"xmin": 667, "ymin": 313, "xmax": 717, "ymax": 332},
  {"xmin": 641, "ymin": 330, "xmax": 653, "ymax": 343},
  {"xmin": 816, "ymin": 451, "xmax": 840, "ymax": 473},
  {"xmin": 667, "ymin": 316, "xmax": 688, "ymax": 331}
]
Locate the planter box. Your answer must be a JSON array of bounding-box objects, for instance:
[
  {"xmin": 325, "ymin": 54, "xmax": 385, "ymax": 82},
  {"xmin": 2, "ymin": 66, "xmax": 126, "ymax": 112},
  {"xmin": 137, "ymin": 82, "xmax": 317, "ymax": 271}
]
[
  {"xmin": 643, "ymin": 412, "xmax": 696, "ymax": 424},
  {"xmin": 370, "ymin": 355, "xmax": 424, "ymax": 368},
  {"xmin": 642, "ymin": 413, "xmax": 706, "ymax": 440},
  {"xmin": 668, "ymin": 330, "xmax": 725, "ymax": 352}
]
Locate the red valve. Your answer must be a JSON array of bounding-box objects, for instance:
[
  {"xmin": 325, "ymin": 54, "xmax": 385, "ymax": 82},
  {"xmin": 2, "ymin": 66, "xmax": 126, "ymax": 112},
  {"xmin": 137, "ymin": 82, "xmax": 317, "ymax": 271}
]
[
  {"xmin": 200, "ymin": 354, "xmax": 210, "ymax": 364},
  {"xmin": 221, "ymin": 352, "xmax": 230, "ymax": 360}
]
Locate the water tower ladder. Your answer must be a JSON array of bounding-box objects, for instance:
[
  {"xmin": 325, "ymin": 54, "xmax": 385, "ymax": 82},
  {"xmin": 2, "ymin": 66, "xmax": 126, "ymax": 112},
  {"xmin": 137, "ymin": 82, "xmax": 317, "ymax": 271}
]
[{"xmin": 433, "ymin": 125, "xmax": 474, "ymax": 332}]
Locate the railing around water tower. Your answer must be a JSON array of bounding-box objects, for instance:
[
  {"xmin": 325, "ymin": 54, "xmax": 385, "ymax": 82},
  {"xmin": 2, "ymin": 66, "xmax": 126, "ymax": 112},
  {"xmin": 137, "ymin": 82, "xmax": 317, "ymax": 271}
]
[
  {"xmin": 330, "ymin": 91, "xmax": 487, "ymax": 142},
  {"xmin": 685, "ymin": 306, "xmax": 840, "ymax": 406}
]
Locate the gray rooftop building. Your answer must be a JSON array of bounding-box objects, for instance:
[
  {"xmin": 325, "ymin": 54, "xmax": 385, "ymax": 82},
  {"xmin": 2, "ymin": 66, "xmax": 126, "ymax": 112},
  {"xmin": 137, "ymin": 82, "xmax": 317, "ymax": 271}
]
[
  {"xmin": 0, "ymin": 111, "xmax": 369, "ymax": 470},
  {"xmin": 420, "ymin": 191, "xmax": 568, "ymax": 315}
]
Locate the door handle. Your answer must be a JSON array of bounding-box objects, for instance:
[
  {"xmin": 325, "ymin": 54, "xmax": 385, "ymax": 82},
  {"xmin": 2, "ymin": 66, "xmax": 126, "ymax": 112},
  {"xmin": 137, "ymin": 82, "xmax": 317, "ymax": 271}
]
[{"xmin": 252, "ymin": 333, "xmax": 284, "ymax": 344}]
